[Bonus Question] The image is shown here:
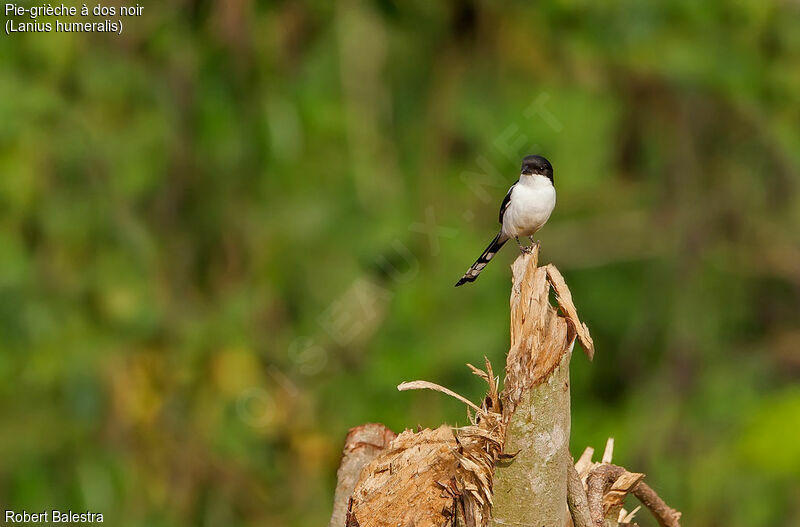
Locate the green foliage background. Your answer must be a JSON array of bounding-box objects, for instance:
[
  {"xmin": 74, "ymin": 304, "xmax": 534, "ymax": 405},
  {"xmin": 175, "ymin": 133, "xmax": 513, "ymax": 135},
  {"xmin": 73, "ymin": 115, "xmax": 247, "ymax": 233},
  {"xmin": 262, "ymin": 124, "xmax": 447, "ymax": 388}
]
[{"xmin": 1, "ymin": 1, "xmax": 799, "ymax": 526}]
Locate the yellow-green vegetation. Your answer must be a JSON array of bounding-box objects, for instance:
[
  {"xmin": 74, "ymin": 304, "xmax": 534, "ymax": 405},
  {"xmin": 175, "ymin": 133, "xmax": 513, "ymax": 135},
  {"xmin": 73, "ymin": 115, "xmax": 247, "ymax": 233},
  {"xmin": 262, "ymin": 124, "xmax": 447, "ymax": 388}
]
[{"xmin": 1, "ymin": 2, "xmax": 798, "ymax": 526}]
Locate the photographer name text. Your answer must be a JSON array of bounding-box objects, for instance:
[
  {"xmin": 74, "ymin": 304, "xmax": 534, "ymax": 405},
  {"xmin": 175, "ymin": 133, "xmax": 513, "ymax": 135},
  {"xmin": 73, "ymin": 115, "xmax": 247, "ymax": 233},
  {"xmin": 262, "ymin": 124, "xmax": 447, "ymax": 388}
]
[{"xmin": 4, "ymin": 510, "xmax": 104, "ymax": 523}]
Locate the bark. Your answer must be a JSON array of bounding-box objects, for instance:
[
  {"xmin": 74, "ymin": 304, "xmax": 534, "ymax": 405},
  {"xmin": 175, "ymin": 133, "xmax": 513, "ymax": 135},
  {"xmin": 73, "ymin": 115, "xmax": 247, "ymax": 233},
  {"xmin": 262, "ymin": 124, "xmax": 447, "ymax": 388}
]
[
  {"xmin": 628, "ymin": 480, "xmax": 682, "ymax": 527},
  {"xmin": 567, "ymin": 464, "xmax": 593, "ymax": 527},
  {"xmin": 329, "ymin": 423, "xmax": 396, "ymax": 527},
  {"xmin": 491, "ymin": 346, "xmax": 572, "ymax": 526}
]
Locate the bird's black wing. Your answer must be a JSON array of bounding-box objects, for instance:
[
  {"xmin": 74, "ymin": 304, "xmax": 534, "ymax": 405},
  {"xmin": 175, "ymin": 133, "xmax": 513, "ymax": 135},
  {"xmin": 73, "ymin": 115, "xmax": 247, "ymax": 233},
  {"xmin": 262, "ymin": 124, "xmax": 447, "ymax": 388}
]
[{"xmin": 498, "ymin": 184, "xmax": 515, "ymax": 224}]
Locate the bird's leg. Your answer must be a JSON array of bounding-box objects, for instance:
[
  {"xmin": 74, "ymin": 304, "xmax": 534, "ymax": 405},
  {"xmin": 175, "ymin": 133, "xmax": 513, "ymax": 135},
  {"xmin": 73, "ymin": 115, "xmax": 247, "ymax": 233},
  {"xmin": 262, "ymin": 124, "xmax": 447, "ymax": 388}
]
[
  {"xmin": 528, "ymin": 236, "xmax": 540, "ymax": 250},
  {"xmin": 515, "ymin": 237, "xmax": 531, "ymax": 254}
]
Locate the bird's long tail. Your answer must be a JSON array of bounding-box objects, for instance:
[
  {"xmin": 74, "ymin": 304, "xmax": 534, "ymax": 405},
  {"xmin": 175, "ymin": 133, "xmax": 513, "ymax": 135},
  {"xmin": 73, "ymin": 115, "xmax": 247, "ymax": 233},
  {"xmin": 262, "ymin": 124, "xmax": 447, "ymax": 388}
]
[{"xmin": 455, "ymin": 232, "xmax": 508, "ymax": 286}]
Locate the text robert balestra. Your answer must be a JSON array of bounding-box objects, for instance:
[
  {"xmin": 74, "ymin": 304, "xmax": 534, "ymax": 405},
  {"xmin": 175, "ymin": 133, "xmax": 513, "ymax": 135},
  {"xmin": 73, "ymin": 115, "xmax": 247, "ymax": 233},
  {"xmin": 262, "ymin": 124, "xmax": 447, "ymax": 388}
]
[{"xmin": 5, "ymin": 510, "xmax": 104, "ymax": 523}]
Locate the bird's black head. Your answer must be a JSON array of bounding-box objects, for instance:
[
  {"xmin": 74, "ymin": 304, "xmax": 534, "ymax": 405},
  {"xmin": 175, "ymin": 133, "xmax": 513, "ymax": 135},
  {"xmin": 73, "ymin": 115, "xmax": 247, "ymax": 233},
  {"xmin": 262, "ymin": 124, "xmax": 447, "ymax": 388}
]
[{"xmin": 521, "ymin": 155, "xmax": 554, "ymax": 182}]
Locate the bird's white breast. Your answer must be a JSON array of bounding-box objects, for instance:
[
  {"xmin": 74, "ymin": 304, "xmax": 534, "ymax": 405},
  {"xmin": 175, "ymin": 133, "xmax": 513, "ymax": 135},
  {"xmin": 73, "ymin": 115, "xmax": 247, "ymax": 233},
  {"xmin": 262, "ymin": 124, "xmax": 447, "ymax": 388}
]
[{"xmin": 502, "ymin": 175, "xmax": 556, "ymax": 237}]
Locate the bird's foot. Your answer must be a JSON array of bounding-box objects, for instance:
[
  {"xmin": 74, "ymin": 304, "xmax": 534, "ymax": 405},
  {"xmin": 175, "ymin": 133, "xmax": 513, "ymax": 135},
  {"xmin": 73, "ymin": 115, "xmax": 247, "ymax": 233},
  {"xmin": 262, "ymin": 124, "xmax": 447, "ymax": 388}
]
[{"xmin": 516, "ymin": 236, "xmax": 537, "ymax": 254}]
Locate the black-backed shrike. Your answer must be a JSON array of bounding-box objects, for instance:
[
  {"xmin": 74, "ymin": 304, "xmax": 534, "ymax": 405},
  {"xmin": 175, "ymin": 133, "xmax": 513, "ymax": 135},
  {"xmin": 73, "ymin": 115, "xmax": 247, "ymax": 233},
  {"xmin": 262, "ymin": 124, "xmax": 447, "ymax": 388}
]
[{"xmin": 456, "ymin": 155, "xmax": 555, "ymax": 286}]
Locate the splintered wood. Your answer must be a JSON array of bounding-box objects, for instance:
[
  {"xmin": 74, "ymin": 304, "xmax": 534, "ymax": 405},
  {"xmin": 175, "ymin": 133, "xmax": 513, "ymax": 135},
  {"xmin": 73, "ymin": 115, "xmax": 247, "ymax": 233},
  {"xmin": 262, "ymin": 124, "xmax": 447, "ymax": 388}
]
[
  {"xmin": 502, "ymin": 250, "xmax": 594, "ymax": 419},
  {"xmin": 348, "ymin": 358, "xmax": 505, "ymax": 527},
  {"xmin": 545, "ymin": 265, "xmax": 594, "ymax": 360},
  {"xmin": 345, "ymin": 426, "xmax": 460, "ymax": 527}
]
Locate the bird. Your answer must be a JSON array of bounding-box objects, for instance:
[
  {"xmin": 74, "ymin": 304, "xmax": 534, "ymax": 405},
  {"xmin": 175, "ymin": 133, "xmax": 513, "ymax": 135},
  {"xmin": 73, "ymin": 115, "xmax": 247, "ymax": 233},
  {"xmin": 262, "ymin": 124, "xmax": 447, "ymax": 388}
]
[{"xmin": 455, "ymin": 155, "xmax": 555, "ymax": 286}]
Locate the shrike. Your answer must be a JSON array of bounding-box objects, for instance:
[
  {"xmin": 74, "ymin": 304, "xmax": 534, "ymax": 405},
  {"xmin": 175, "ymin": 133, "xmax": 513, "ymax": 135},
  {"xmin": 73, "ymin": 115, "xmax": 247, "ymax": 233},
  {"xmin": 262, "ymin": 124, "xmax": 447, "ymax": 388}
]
[{"xmin": 456, "ymin": 155, "xmax": 555, "ymax": 286}]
